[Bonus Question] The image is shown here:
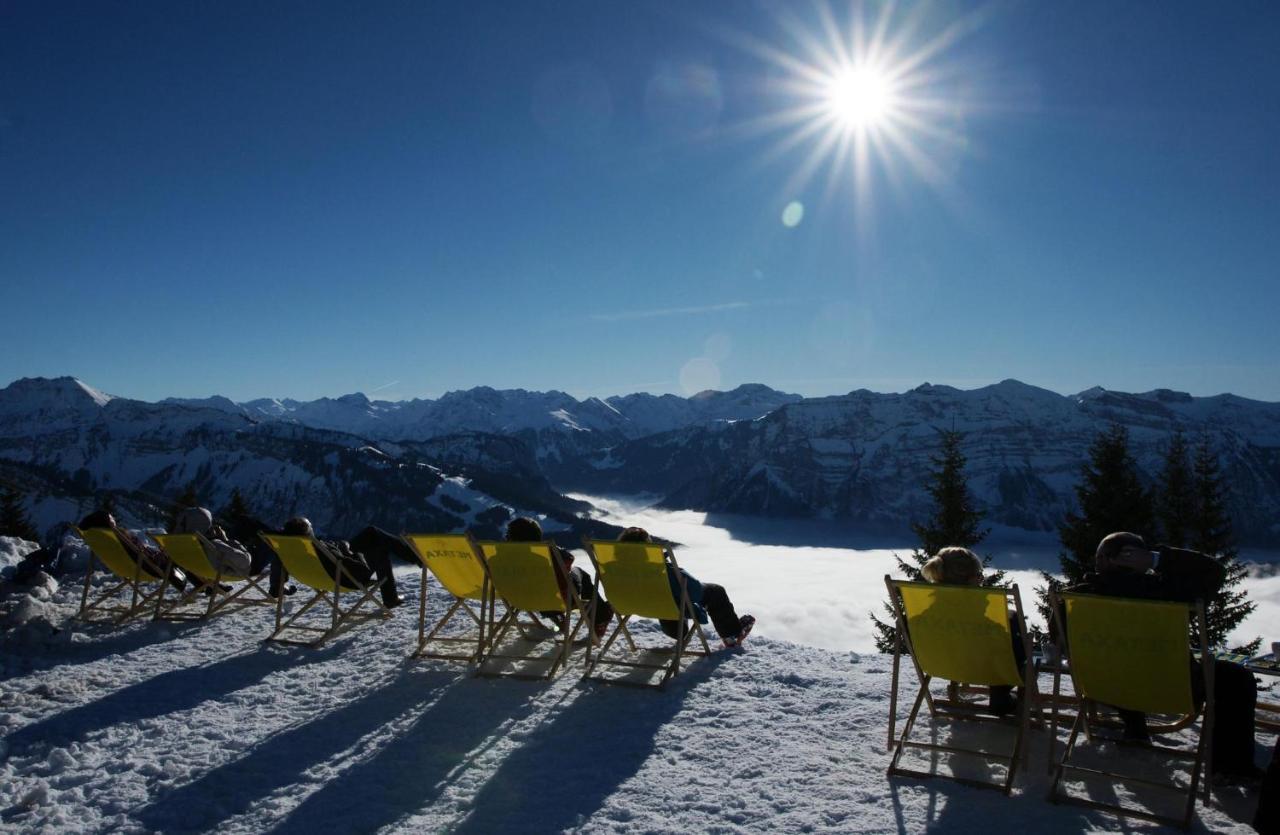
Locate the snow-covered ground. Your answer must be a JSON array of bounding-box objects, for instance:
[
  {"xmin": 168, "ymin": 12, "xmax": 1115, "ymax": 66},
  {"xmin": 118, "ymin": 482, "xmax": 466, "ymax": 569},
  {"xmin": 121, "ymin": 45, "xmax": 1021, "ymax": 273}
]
[{"xmin": 0, "ymin": 508, "xmax": 1274, "ymax": 833}]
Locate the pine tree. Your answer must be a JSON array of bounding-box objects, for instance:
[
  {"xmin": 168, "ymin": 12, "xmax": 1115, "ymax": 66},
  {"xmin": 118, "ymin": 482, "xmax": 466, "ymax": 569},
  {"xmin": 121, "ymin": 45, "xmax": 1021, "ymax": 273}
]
[
  {"xmin": 1039, "ymin": 424, "xmax": 1153, "ymax": 618},
  {"xmin": 1187, "ymin": 437, "xmax": 1257, "ymax": 653},
  {"xmin": 1155, "ymin": 429, "xmax": 1194, "ymax": 548},
  {"xmin": 871, "ymin": 429, "xmax": 1002, "ymax": 653},
  {"xmin": 224, "ymin": 487, "xmax": 251, "ymax": 519},
  {"xmin": 0, "ymin": 486, "xmax": 39, "ymax": 541}
]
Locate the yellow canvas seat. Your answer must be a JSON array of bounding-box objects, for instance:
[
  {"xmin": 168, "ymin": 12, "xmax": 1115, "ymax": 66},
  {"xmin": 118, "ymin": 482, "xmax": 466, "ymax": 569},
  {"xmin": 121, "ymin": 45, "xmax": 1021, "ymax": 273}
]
[
  {"xmin": 401, "ymin": 533, "xmax": 495, "ymax": 662},
  {"xmin": 476, "ymin": 540, "xmax": 593, "ymax": 679},
  {"xmin": 75, "ymin": 526, "xmax": 169, "ymax": 625},
  {"xmin": 884, "ymin": 577, "xmax": 1036, "ymax": 794},
  {"xmin": 259, "ymin": 534, "xmax": 393, "ymax": 647},
  {"xmin": 581, "ymin": 539, "xmax": 710, "ymax": 689},
  {"xmin": 151, "ymin": 532, "xmax": 274, "ymax": 620},
  {"xmin": 1047, "ymin": 591, "xmax": 1212, "ymax": 829}
]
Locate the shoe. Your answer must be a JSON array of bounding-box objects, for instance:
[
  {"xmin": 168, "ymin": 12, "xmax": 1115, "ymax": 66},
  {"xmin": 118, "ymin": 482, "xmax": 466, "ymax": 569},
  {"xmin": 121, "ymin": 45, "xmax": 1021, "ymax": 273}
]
[
  {"xmin": 724, "ymin": 615, "xmax": 755, "ymax": 648},
  {"xmin": 1119, "ymin": 712, "xmax": 1150, "ymax": 743},
  {"xmin": 595, "ymin": 620, "xmax": 610, "ymax": 640},
  {"xmin": 270, "ymin": 584, "xmax": 297, "ymax": 600},
  {"xmin": 989, "ymin": 689, "xmax": 1018, "ymax": 716},
  {"xmin": 382, "ymin": 595, "xmax": 404, "ymax": 609}
]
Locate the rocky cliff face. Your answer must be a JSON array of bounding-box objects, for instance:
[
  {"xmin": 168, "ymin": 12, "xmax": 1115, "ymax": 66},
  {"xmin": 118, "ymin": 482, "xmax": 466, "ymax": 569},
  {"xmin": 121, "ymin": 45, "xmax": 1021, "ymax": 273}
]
[{"xmin": 560, "ymin": 380, "xmax": 1280, "ymax": 544}]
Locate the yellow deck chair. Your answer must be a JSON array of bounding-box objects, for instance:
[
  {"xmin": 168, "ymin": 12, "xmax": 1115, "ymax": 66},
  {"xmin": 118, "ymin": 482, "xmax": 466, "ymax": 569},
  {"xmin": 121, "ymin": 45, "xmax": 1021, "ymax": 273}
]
[
  {"xmin": 75, "ymin": 527, "xmax": 170, "ymax": 625},
  {"xmin": 401, "ymin": 533, "xmax": 495, "ymax": 662},
  {"xmin": 885, "ymin": 577, "xmax": 1036, "ymax": 794},
  {"xmin": 1047, "ymin": 591, "xmax": 1213, "ymax": 830},
  {"xmin": 259, "ymin": 534, "xmax": 393, "ymax": 647},
  {"xmin": 151, "ymin": 533, "xmax": 273, "ymax": 620},
  {"xmin": 477, "ymin": 540, "xmax": 593, "ymax": 680},
  {"xmin": 581, "ymin": 539, "xmax": 710, "ymax": 690}
]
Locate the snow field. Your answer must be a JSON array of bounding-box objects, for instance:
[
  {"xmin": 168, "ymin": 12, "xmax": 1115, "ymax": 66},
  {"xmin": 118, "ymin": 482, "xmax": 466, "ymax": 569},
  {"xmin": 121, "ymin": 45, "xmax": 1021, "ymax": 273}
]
[{"xmin": 0, "ymin": 561, "xmax": 1266, "ymax": 833}]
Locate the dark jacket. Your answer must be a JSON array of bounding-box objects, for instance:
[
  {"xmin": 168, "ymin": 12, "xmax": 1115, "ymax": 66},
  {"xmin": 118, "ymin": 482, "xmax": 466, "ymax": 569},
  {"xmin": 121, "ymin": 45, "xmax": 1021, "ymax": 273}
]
[{"xmin": 1066, "ymin": 545, "xmax": 1226, "ymax": 604}]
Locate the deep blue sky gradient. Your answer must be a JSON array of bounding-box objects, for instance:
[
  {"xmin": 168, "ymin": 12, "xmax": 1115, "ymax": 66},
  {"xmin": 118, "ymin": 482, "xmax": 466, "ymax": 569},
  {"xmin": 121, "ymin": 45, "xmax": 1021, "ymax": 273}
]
[{"xmin": 2, "ymin": 2, "xmax": 1278, "ymax": 402}]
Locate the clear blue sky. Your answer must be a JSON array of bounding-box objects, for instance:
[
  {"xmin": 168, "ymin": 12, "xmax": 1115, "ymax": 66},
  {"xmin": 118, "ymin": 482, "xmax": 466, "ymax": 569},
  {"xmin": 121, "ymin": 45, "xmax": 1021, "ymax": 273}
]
[{"xmin": 2, "ymin": 1, "xmax": 1278, "ymax": 403}]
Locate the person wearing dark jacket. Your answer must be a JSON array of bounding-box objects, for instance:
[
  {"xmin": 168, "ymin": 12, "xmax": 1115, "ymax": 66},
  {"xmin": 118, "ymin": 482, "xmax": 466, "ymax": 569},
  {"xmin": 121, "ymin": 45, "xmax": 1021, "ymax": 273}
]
[
  {"xmin": 1064, "ymin": 531, "xmax": 1260, "ymax": 784},
  {"xmin": 77, "ymin": 510, "xmax": 188, "ymax": 592},
  {"xmin": 12, "ymin": 522, "xmax": 73, "ymax": 583},
  {"xmin": 505, "ymin": 517, "xmax": 613, "ymax": 638},
  {"xmin": 616, "ymin": 526, "xmax": 754, "ymax": 648},
  {"xmin": 221, "ymin": 512, "xmax": 294, "ymax": 598},
  {"xmin": 280, "ymin": 517, "xmax": 404, "ymax": 608}
]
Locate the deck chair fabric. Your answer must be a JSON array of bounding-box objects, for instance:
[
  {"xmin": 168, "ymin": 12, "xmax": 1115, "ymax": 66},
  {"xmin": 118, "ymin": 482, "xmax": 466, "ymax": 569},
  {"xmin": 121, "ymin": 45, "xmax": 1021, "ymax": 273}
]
[
  {"xmin": 1047, "ymin": 591, "xmax": 1212, "ymax": 830},
  {"xmin": 581, "ymin": 539, "xmax": 710, "ymax": 689},
  {"xmin": 75, "ymin": 527, "xmax": 169, "ymax": 625},
  {"xmin": 402, "ymin": 533, "xmax": 494, "ymax": 662},
  {"xmin": 885, "ymin": 577, "xmax": 1036, "ymax": 794},
  {"xmin": 151, "ymin": 532, "xmax": 273, "ymax": 620},
  {"xmin": 477, "ymin": 540, "xmax": 592, "ymax": 679},
  {"xmin": 259, "ymin": 534, "xmax": 391, "ymax": 647}
]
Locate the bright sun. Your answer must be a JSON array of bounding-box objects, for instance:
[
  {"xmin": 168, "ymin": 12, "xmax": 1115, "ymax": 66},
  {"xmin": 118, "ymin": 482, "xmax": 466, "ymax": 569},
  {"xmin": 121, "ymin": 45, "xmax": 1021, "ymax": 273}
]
[
  {"xmin": 825, "ymin": 67, "xmax": 894, "ymax": 130},
  {"xmin": 731, "ymin": 1, "xmax": 987, "ymax": 219}
]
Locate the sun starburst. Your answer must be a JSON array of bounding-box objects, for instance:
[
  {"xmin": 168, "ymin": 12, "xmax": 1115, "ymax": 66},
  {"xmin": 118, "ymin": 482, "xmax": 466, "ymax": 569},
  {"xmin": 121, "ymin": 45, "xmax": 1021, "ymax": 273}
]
[{"xmin": 721, "ymin": 2, "xmax": 990, "ymax": 233}]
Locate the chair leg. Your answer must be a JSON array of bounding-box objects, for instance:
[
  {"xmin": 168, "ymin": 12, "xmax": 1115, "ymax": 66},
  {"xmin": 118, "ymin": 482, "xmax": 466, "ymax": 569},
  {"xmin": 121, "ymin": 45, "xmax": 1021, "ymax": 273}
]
[
  {"xmin": 888, "ymin": 685, "xmax": 928, "ymax": 776},
  {"xmin": 1048, "ymin": 708, "xmax": 1085, "ymax": 803}
]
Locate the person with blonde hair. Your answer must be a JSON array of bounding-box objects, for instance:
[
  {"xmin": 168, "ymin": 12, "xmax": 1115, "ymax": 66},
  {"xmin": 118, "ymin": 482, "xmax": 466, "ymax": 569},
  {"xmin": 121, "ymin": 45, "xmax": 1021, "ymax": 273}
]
[
  {"xmin": 920, "ymin": 546, "xmax": 983, "ymax": 586},
  {"xmin": 920, "ymin": 545, "xmax": 1019, "ymax": 714}
]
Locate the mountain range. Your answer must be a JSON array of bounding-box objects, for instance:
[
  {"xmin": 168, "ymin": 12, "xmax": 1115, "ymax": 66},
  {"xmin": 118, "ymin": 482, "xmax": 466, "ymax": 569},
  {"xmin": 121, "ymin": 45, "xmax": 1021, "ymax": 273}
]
[{"xmin": 2, "ymin": 376, "xmax": 1278, "ymax": 546}]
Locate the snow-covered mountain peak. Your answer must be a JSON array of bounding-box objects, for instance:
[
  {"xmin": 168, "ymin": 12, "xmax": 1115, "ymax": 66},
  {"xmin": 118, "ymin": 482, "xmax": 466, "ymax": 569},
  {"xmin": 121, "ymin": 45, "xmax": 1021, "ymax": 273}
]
[
  {"xmin": 1074, "ymin": 386, "xmax": 1107, "ymax": 401},
  {"xmin": 1, "ymin": 376, "xmax": 113, "ymax": 408}
]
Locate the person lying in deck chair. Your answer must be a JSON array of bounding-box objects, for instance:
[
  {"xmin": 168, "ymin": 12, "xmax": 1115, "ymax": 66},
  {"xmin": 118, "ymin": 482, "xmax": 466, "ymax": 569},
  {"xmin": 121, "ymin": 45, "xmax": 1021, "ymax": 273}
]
[
  {"xmin": 78, "ymin": 510, "xmax": 188, "ymax": 592},
  {"xmin": 616, "ymin": 527, "xmax": 754, "ymax": 648},
  {"xmin": 1063, "ymin": 531, "xmax": 1261, "ymax": 786},
  {"xmin": 280, "ymin": 517, "xmax": 405, "ymax": 609},
  {"xmin": 505, "ymin": 517, "xmax": 614, "ymax": 639},
  {"xmin": 171, "ymin": 507, "xmax": 253, "ymax": 583},
  {"xmin": 920, "ymin": 546, "xmax": 1022, "ymax": 714}
]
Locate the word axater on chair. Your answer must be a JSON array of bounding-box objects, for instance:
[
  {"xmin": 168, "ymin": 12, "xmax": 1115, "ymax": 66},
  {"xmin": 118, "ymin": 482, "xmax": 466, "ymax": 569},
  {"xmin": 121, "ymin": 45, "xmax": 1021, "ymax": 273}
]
[
  {"xmin": 259, "ymin": 534, "xmax": 394, "ymax": 647},
  {"xmin": 75, "ymin": 526, "xmax": 170, "ymax": 625},
  {"xmin": 884, "ymin": 576, "xmax": 1037, "ymax": 794},
  {"xmin": 152, "ymin": 532, "xmax": 274, "ymax": 621},
  {"xmin": 476, "ymin": 540, "xmax": 595, "ymax": 680},
  {"xmin": 401, "ymin": 532, "xmax": 496, "ymax": 663},
  {"xmin": 1047, "ymin": 591, "xmax": 1213, "ymax": 830},
  {"xmin": 581, "ymin": 538, "xmax": 710, "ymax": 690}
]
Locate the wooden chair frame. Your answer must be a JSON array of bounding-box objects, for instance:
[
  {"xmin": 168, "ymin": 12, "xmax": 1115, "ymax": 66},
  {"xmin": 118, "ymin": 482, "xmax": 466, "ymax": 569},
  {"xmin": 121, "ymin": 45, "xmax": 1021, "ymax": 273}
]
[
  {"xmin": 581, "ymin": 539, "xmax": 711, "ymax": 690},
  {"xmin": 75, "ymin": 527, "xmax": 169, "ymax": 625},
  {"xmin": 151, "ymin": 532, "xmax": 274, "ymax": 621},
  {"xmin": 1046, "ymin": 591, "xmax": 1213, "ymax": 830},
  {"xmin": 401, "ymin": 532, "xmax": 498, "ymax": 663},
  {"xmin": 885, "ymin": 576, "xmax": 1037, "ymax": 795},
  {"xmin": 476, "ymin": 541, "xmax": 596, "ymax": 680},
  {"xmin": 259, "ymin": 534, "xmax": 393, "ymax": 648}
]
